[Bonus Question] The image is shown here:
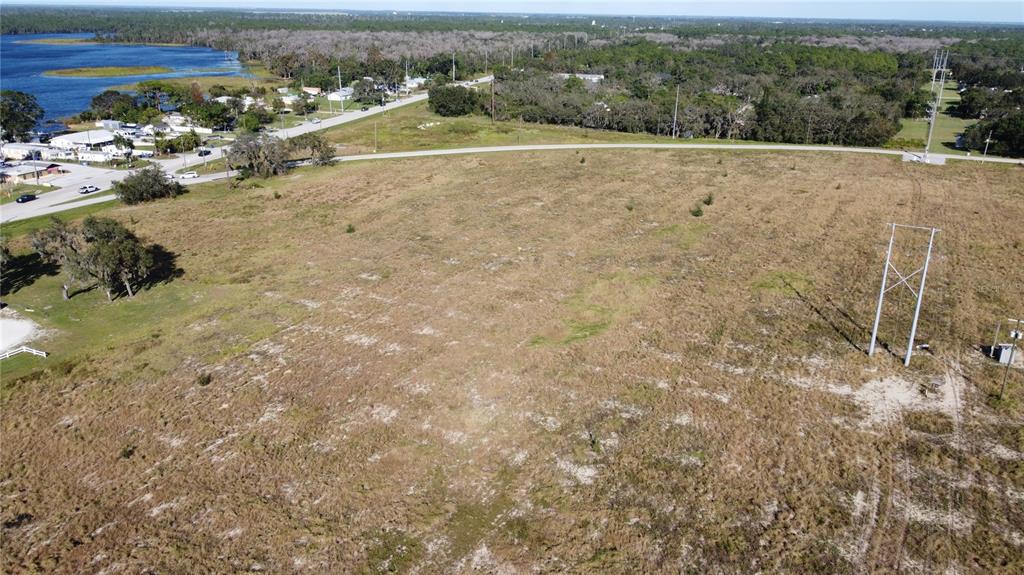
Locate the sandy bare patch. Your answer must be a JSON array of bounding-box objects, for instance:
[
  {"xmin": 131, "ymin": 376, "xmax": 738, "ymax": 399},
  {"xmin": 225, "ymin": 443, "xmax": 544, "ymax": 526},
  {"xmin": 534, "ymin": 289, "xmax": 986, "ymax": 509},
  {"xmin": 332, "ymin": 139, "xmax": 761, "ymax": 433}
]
[{"xmin": 0, "ymin": 310, "xmax": 42, "ymax": 353}]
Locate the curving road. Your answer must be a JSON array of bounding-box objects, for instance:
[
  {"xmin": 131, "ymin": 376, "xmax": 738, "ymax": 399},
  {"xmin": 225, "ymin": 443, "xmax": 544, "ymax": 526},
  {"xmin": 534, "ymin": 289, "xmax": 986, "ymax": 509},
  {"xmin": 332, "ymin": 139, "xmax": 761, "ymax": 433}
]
[{"xmin": 4, "ymin": 82, "xmax": 1020, "ymax": 224}]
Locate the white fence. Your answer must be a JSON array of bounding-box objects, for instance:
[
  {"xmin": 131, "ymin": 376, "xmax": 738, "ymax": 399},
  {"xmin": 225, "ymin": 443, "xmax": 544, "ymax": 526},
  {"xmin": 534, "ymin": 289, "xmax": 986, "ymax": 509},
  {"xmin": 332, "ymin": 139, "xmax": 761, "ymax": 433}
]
[{"xmin": 0, "ymin": 346, "xmax": 48, "ymax": 360}]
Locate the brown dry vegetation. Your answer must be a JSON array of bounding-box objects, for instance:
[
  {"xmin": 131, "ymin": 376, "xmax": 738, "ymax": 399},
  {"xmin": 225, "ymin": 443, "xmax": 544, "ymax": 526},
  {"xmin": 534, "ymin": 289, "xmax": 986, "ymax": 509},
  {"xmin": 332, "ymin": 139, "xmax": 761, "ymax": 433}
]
[{"xmin": 1, "ymin": 150, "xmax": 1023, "ymax": 573}]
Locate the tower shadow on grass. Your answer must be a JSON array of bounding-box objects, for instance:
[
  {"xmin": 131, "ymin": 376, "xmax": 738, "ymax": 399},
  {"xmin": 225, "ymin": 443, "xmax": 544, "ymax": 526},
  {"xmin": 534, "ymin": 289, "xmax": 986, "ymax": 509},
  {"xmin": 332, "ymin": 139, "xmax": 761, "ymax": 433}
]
[{"xmin": 781, "ymin": 277, "xmax": 901, "ymax": 359}]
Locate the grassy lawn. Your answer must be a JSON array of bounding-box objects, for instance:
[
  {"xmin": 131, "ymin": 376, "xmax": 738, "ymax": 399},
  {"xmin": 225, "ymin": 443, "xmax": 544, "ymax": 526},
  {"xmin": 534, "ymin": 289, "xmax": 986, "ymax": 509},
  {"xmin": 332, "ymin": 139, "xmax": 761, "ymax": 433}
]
[
  {"xmin": 1, "ymin": 150, "xmax": 1021, "ymax": 571},
  {"xmin": 43, "ymin": 66, "xmax": 173, "ymax": 78},
  {"xmin": 176, "ymin": 158, "xmax": 227, "ymax": 175},
  {"xmin": 1, "ymin": 198, "xmax": 119, "ymax": 239},
  {"xmin": 0, "ymin": 184, "xmax": 54, "ymax": 205},
  {"xmin": 893, "ymin": 79, "xmax": 977, "ymax": 156},
  {"xmin": 322, "ymin": 99, "xmax": 752, "ymax": 155}
]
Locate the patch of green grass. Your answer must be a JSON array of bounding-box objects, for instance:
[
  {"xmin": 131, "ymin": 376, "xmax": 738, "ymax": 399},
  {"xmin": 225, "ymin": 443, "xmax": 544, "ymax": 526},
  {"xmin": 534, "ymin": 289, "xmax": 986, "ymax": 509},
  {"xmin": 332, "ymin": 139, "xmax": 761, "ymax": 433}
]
[
  {"xmin": 563, "ymin": 318, "xmax": 613, "ymax": 344},
  {"xmin": 655, "ymin": 222, "xmax": 709, "ymax": 249},
  {"xmin": 360, "ymin": 530, "xmax": 423, "ymax": 575},
  {"xmin": 753, "ymin": 270, "xmax": 814, "ymax": 296},
  {"xmin": 0, "ymin": 184, "xmax": 54, "ymax": 205},
  {"xmin": 43, "ymin": 66, "xmax": 172, "ymax": 78},
  {"xmin": 0, "ymin": 200, "xmax": 119, "ymax": 240},
  {"xmin": 892, "ymin": 80, "xmax": 978, "ymax": 156},
  {"xmin": 324, "ymin": 100, "xmax": 748, "ymax": 155}
]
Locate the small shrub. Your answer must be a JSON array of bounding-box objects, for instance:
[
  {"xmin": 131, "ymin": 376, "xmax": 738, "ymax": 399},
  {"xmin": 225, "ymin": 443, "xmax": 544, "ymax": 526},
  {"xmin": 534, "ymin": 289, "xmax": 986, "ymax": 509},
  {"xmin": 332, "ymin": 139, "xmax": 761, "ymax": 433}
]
[
  {"xmin": 702, "ymin": 193, "xmax": 714, "ymax": 206},
  {"xmin": 835, "ymin": 183, "xmax": 842, "ymax": 190},
  {"xmin": 580, "ymin": 156, "xmax": 586, "ymax": 164},
  {"xmin": 690, "ymin": 205, "xmax": 704, "ymax": 217},
  {"xmin": 625, "ymin": 201, "xmax": 635, "ymax": 212},
  {"xmin": 120, "ymin": 445, "xmax": 136, "ymax": 459},
  {"xmin": 716, "ymin": 158, "xmax": 723, "ymax": 165},
  {"xmin": 273, "ymin": 191, "xmax": 282, "ymax": 199},
  {"xmin": 196, "ymin": 372, "xmax": 212, "ymax": 386},
  {"xmin": 346, "ymin": 224, "xmax": 356, "ymax": 234}
]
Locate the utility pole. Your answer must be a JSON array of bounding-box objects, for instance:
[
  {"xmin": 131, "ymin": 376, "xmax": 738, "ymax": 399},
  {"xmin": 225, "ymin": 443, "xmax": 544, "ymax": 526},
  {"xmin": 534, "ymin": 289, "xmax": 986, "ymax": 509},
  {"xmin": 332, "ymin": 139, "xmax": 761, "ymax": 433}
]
[
  {"xmin": 374, "ymin": 121, "xmax": 378, "ymax": 153},
  {"xmin": 997, "ymin": 318, "xmax": 1022, "ymax": 400},
  {"xmin": 924, "ymin": 49, "xmax": 949, "ymax": 164},
  {"xmin": 452, "ymin": 50, "xmax": 456, "ymax": 82},
  {"xmin": 490, "ymin": 80, "xmax": 496, "ymax": 122},
  {"xmin": 671, "ymin": 85, "xmax": 681, "ymax": 139},
  {"xmin": 983, "ymin": 130, "xmax": 993, "ymax": 160}
]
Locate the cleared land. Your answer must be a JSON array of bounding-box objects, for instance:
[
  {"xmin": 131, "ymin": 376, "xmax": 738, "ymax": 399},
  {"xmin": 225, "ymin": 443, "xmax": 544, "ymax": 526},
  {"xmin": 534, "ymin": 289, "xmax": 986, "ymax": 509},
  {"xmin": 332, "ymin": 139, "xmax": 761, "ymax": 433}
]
[
  {"xmin": 893, "ymin": 80, "xmax": 975, "ymax": 156},
  {"xmin": 1, "ymin": 151, "xmax": 1022, "ymax": 573},
  {"xmin": 42, "ymin": 66, "xmax": 173, "ymax": 78},
  {"xmin": 323, "ymin": 99, "xmax": 740, "ymax": 155}
]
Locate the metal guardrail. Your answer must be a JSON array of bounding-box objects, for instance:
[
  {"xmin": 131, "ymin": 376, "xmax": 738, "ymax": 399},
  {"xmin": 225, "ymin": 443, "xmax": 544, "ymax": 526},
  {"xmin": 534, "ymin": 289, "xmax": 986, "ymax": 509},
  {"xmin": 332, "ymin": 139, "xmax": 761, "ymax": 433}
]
[{"xmin": 0, "ymin": 346, "xmax": 48, "ymax": 360}]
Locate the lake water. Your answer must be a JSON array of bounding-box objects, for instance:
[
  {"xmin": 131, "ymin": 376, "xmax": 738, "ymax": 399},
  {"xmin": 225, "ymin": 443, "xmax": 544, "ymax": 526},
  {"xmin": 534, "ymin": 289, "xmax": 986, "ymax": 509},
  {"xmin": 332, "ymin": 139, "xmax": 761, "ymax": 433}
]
[{"xmin": 0, "ymin": 33, "xmax": 247, "ymax": 131}]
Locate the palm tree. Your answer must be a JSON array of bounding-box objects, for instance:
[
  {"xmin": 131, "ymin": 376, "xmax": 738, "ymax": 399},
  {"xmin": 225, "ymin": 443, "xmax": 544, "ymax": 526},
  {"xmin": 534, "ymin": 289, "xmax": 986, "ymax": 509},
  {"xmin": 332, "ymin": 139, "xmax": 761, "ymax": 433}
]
[{"xmin": 112, "ymin": 134, "xmax": 135, "ymax": 167}]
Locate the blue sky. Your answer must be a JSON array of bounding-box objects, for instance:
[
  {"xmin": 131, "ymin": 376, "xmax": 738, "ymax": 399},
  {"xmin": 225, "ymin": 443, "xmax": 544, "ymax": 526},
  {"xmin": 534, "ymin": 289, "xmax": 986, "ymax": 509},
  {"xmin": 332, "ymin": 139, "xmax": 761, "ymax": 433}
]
[{"xmin": 8, "ymin": 1, "xmax": 1024, "ymax": 24}]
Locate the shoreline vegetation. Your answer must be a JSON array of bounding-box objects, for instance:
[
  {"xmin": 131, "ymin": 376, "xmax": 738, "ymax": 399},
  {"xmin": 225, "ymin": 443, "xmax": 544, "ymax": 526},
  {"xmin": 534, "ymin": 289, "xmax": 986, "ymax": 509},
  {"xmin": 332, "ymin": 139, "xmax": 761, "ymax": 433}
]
[
  {"xmin": 104, "ymin": 62, "xmax": 278, "ymax": 92},
  {"xmin": 42, "ymin": 66, "xmax": 174, "ymax": 78},
  {"xmin": 17, "ymin": 37, "xmax": 186, "ymax": 47}
]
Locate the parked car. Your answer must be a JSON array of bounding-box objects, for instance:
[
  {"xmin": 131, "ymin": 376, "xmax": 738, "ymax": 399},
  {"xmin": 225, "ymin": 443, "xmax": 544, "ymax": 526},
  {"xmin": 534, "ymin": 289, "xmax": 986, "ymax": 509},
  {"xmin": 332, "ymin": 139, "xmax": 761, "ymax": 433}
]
[
  {"xmin": 180, "ymin": 171, "xmax": 199, "ymax": 179},
  {"xmin": 196, "ymin": 149, "xmax": 211, "ymax": 157},
  {"xmin": 311, "ymin": 117, "xmax": 321, "ymax": 124},
  {"xmin": 78, "ymin": 185, "xmax": 100, "ymax": 194},
  {"xmin": 15, "ymin": 194, "xmax": 37, "ymax": 203},
  {"xmin": 360, "ymin": 106, "xmax": 369, "ymax": 112}
]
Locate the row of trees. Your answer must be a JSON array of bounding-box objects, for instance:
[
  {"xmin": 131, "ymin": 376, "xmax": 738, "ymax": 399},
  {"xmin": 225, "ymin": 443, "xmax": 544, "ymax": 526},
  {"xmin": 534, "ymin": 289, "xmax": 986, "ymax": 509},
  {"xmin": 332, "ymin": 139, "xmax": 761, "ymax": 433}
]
[{"xmin": 226, "ymin": 132, "xmax": 334, "ymax": 178}]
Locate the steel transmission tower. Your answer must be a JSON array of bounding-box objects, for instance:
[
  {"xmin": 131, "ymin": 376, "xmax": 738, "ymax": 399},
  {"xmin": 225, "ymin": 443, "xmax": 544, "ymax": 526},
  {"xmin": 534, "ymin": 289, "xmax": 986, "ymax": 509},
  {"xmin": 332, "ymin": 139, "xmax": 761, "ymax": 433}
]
[{"xmin": 868, "ymin": 224, "xmax": 940, "ymax": 367}]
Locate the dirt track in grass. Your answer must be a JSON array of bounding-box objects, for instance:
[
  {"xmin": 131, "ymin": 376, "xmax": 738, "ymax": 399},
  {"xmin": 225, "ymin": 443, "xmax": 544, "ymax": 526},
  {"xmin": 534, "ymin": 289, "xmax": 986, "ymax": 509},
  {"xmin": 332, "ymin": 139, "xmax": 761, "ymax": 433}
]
[{"xmin": 1, "ymin": 150, "xmax": 1022, "ymax": 573}]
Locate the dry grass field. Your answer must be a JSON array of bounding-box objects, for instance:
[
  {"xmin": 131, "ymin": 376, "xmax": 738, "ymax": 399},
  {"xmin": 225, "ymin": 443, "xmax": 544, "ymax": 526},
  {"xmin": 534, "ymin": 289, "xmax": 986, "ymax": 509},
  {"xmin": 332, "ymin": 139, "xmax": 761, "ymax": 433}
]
[{"xmin": 1, "ymin": 150, "xmax": 1022, "ymax": 573}]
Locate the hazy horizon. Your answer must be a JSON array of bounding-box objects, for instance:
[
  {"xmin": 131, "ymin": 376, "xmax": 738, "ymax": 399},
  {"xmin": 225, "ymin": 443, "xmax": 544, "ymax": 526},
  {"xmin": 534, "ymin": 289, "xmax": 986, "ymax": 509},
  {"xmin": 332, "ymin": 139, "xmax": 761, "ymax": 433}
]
[{"xmin": 3, "ymin": 1, "xmax": 1022, "ymax": 25}]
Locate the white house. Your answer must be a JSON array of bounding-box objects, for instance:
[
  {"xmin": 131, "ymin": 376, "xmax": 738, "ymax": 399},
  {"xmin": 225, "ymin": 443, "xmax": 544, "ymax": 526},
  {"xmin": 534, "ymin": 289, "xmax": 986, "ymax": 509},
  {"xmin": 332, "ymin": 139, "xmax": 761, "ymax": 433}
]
[
  {"xmin": 167, "ymin": 125, "xmax": 214, "ymax": 135},
  {"xmin": 327, "ymin": 87, "xmax": 355, "ymax": 101},
  {"xmin": 78, "ymin": 150, "xmax": 113, "ymax": 163},
  {"xmin": 404, "ymin": 76, "xmax": 427, "ymax": 89},
  {"xmin": 1, "ymin": 142, "xmax": 48, "ymax": 160},
  {"xmin": 40, "ymin": 147, "xmax": 76, "ymax": 161},
  {"xmin": 555, "ymin": 73, "xmax": 605, "ymax": 83},
  {"xmin": 301, "ymin": 86, "xmax": 322, "ymax": 96},
  {"xmin": 50, "ymin": 130, "xmax": 116, "ymax": 150}
]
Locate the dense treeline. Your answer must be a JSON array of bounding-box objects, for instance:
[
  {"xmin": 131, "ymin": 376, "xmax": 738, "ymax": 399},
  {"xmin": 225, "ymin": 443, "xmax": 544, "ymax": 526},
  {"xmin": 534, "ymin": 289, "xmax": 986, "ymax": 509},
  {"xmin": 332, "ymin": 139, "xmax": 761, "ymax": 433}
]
[
  {"xmin": 487, "ymin": 40, "xmax": 925, "ymax": 146},
  {"xmin": 6, "ymin": 7, "xmax": 1022, "ymax": 152},
  {"xmin": 4, "ymin": 6, "xmax": 1021, "ymax": 40},
  {"xmin": 944, "ymin": 38, "xmax": 1024, "ymax": 157}
]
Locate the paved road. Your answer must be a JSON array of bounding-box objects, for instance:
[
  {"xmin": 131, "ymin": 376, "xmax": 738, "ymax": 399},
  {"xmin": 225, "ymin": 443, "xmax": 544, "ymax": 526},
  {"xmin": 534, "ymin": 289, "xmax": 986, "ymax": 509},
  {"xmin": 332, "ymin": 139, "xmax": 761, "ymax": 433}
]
[
  {"xmin": 332, "ymin": 143, "xmax": 1024, "ymax": 166},
  {"xmin": 0, "ymin": 77, "xmax": 491, "ymax": 223},
  {"xmin": 5, "ymin": 85, "xmax": 1021, "ymax": 224}
]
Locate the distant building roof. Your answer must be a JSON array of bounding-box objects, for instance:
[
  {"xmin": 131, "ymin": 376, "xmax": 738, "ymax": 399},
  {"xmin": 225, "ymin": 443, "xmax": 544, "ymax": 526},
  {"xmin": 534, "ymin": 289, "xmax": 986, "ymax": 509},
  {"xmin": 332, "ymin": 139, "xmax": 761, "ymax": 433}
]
[
  {"xmin": 555, "ymin": 73, "xmax": 605, "ymax": 83},
  {"xmin": 50, "ymin": 130, "xmax": 115, "ymax": 148}
]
